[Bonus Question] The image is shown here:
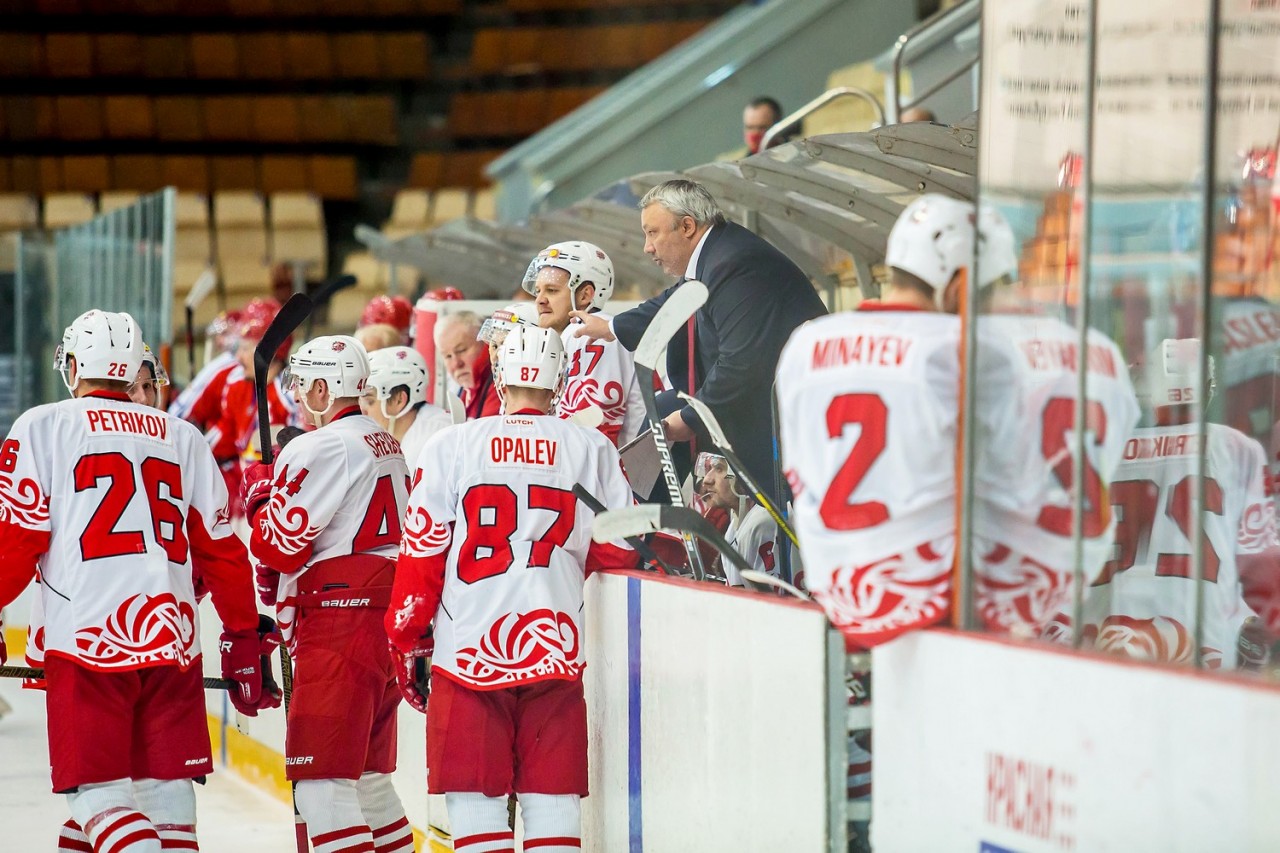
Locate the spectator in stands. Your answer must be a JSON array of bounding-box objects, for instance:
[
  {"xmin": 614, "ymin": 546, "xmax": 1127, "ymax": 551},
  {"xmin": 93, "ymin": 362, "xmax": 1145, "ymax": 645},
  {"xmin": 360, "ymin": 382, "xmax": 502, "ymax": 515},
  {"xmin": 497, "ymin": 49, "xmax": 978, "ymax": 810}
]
[
  {"xmin": 900, "ymin": 106, "xmax": 938, "ymax": 123},
  {"xmin": 572, "ymin": 178, "xmax": 826, "ymax": 502},
  {"xmin": 743, "ymin": 96, "xmax": 785, "ymax": 154},
  {"xmin": 434, "ymin": 311, "xmax": 501, "ymax": 419},
  {"xmin": 355, "ymin": 323, "xmax": 402, "ymax": 354}
]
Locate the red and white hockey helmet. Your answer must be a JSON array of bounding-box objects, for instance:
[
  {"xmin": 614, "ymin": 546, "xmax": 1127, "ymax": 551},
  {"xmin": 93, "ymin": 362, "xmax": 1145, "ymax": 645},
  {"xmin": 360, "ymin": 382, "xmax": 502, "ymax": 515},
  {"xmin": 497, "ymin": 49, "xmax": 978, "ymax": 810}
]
[
  {"xmin": 496, "ymin": 325, "xmax": 567, "ymax": 396},
  {"xmin": 365, "ymin": 346, "xmax": 428, "ymax": 421},
  {"xmin": 477, "ymin": 302, "xmax": 539, "ymax": 346},
  {"xmin": 521, "ymin": 241, "xmax": 615, "ymax": 310},
  {"xmin": 54, "ymin": 309, "xmax": 144, "ymax": 391},
  {"xmin": 137, "ymin": 344, "xmax": 170, "ymax": 388},
  {"xmin": 885, "ymin": 193, "xmax": 975, "ymax": 304},
  {"xmin": 977, "ymin": 204, "xmax": 1018, "ymax": 287},
  {"xmin": 1148, "ymin": 338, "xmax": 1215, "ymax": 407},
  {"xmin": 284, "ymin": 335, "xmax": 371, "ymax": 402},
  {"xmin": 360, "ymin": 295, "xmax": 414, "ymax": 333}
]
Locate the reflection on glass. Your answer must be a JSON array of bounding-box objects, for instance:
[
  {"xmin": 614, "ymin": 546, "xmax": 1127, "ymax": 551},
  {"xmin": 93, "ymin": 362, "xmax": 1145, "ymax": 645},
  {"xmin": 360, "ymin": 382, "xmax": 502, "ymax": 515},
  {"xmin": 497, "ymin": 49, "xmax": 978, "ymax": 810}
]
[{"xmin": 1079, "ymin": 339, "xmax": 1279, "ymax": 669}]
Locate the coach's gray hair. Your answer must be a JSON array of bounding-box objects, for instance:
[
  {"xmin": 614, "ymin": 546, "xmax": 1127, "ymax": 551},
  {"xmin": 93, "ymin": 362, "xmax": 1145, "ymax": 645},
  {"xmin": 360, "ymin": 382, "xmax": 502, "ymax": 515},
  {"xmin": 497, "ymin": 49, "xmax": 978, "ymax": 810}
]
[
  {"xmin": 433, "ymin": 310, "xmax": 482, "ymax": 344},
  {"xmin": 639, "ymin": 180, "xmax": 726, "ymax": 228}
]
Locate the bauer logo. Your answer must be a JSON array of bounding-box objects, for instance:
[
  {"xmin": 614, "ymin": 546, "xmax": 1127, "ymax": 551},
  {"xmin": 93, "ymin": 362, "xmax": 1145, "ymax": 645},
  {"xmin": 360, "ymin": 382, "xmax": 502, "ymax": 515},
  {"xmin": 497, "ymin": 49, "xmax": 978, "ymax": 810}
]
[
  {"xmin": 321, "ymin": 598, "xmax": 370, "ymax": 608},
  {"xmin": 984, "ymin": 751, "xmax": 1076, "ymax": 850},
  {"xmin": 286, "ymin": 756, "xmax": 314, "ymax": 766}
]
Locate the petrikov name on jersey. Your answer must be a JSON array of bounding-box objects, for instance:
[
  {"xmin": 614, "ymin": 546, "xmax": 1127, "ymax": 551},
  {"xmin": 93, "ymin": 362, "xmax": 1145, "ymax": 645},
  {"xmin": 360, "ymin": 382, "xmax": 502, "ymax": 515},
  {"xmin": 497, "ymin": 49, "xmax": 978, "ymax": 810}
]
[
  {"xmin": 1123, "ymin": 432, "xmax": 1197, "ymax": 461},
  {"xmin": 85, "ymin": 408, "xmax": 171, "ymax": 441},
  {"xmin": 491, "ymin": 435, "xmax": 558, "ymax": 467}
]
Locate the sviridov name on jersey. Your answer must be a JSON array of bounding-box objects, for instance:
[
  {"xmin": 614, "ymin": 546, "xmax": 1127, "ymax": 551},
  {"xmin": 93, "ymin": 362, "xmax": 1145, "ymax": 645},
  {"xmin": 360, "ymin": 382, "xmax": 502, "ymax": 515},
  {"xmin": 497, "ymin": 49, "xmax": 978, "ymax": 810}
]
[{"xmin": 85, "ymin": 409, "xmax": 171, "ymax": 441}]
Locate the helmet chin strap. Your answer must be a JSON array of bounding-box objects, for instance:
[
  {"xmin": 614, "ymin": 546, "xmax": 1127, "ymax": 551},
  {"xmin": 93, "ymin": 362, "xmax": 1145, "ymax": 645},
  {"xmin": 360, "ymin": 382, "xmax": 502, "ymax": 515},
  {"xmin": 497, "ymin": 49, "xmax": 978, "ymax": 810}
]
[
  {"xmin": 379, "ymin": 396, "xmax": 407, "ymax": 431},
  {"xmin": 301, "ymin": 380, "xmax": 333, "ymax": 427}
]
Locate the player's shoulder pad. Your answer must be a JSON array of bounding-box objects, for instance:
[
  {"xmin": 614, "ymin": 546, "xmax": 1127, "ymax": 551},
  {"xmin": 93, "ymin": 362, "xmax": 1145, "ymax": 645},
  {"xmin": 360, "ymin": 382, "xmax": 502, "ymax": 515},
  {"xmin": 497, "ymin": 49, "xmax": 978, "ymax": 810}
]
[
  {"xmin": 11, "ymin": 400, "xmax": 63, "ymax": 433},
  {"xmin": 276, "ymin": 423, "xmax": 343, "ymax": 463}
]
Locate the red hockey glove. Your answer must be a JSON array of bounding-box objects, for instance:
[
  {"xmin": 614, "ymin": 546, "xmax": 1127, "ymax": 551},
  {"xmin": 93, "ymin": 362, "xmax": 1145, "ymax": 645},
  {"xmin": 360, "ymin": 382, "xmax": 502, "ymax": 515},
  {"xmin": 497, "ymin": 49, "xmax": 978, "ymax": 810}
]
[
  {"xmin": 255, "ymin": 563, "xmax": 281, "ymax": 607},
  {"xmin": 240, "ymin": 462, "xmax": 275, "ymax": 522},
  {"xmin": 220, "ymin": 628, "xmax": 268, "ymax": 716},
  {"xmin": 392, "ymin": 635, "xmax": 434, "ymax": 714}
]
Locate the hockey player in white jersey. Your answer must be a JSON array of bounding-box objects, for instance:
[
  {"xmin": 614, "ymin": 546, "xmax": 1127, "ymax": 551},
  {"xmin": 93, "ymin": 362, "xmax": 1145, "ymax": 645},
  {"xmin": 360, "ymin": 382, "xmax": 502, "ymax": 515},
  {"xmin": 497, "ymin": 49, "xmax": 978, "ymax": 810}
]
[
  {"xmin": 0, "ymin": 309, "xmax": 268, "ymax": 853},
  {"xmin": 243, "ymin": 334, "xmax": 415, "ymax": 853},
  {"xmin": 697, "ymin": 452, "xmax": 778, "ymax": 586},
  {"xmin": 387, "ymin": 325, "xmax": 637, "ymax": 853},
  {"xmin": 970, "ymin": 206, "xmax": 1140, "ymax": 638},
  {"xmin": 777, "ymin": 194, "xmax": 971, "ymax": 650},
  {"xmin": 525, "ymin": 240, "xmax": 647, "ymax": 446},
  {"xmin": 1081, "ymin": 339, "xmax": 1278, "ymax": 668},
  {"xmin": 361, "ymin": 345, "xmax": 452, "ymax": 468}
]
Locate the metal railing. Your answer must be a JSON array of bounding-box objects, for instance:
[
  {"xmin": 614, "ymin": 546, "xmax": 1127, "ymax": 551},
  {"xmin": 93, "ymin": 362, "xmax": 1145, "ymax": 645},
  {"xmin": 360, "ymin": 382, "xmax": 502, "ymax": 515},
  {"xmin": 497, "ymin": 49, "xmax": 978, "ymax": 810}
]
[
  {"xmin": 888, "ymin": 0, "xmax": 981, "ymax": 123},
  {"xmin": 761, "ymin": 86, "xmax": 887, "ymax": 151}
]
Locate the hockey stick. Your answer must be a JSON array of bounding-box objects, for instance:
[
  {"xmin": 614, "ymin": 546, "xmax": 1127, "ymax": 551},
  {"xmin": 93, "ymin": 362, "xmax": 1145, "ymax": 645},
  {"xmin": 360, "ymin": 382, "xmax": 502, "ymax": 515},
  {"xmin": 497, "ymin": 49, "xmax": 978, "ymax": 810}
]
[
  {"xmin": 305, "ymin": 273, "xmax": 358, "ymax": 338},
  {"xmin": 278, "ymin": 647, "xmax": 308, "ymax": 852},
  {"xmin": 739, "ymin": 570, "xmax": 811, "ymax": 601},
  {"xmin": 677, "ymin": 391, "xmax": 798, "ymax": 547},
  {"xmin": 184, "ymin": 267, "xmax": 218, "ymax": 383},
  {"xmin": 771, "ymin": 380, "xmax": 793, "ymax": 585},
  {"xmin": 592, "ymin": 504, "xmax": 752, "ymax": 582},
  {"xmin": 568, "ymin": 404, "xmax": 604, "ymax": 429},
  {"xmin": 571, "ymin": 484, "xmax": 674, "ymax": 574},
  {"xmin": 631, "ymin": 280, "xmax": 709, "ymax": 580},
  {"xmin": 255, "ymin": 293, "xmax": 314, "ymax": 466},
  {"xmin": 1, "ymin": 665, "xmax": 233, "ymax": 690},
  {"xmin": 446, "ymin": 392, "xmax": 466, "ymax": 425}
]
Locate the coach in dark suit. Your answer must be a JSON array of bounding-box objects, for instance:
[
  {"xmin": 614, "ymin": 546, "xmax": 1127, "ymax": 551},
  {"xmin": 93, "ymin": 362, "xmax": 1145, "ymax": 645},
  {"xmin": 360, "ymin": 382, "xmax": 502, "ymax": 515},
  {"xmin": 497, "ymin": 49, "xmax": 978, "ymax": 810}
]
[{"xmin": 571, "ymin": 178, "xmax": 826, "ymax": 502}]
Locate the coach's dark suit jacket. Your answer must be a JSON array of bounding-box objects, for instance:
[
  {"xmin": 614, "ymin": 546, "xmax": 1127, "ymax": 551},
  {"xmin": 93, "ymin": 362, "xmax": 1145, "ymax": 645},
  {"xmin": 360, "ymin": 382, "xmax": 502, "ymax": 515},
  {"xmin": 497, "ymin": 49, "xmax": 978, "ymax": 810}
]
[{"xmin": 613, "ymin": 221, "xmax": 827, "ymax": 501}]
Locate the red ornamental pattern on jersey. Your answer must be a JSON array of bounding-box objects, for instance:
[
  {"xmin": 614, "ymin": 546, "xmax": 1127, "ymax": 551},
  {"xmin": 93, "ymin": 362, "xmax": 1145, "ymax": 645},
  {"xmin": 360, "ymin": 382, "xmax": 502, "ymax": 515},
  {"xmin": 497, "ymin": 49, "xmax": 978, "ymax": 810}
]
[
  {"xmin": 1238, "ymin": 501, "xmax": 1278, "ymax": 552},
  {"xmin": 813, "ymin": 549, "xmax": 951, "ymax": 643},
  {"xmin": 74, "ymin": 593, "xmax": 198, "ymax": 668},
  {"xmin": 976, "ymin": 544, "xmax": 1069, "ymax": 635},
  {"xmin": 1089, "ymin": 614, "xmax": 1222, "ymax": 669},
  {"xmin": 400, "ymin": 505, "xmax": 451, "ymax": 557},
  {"xmin": 560, "ymin": 377, "xmax": 626, "ymax": 421},
  {"xmin": 0, "ymin": 474, "xmax": 50, "ymax": 527},
  {"xmin": 260, "ymin": 491, "xmax": 319, "ymax": 556},
  {"xmin": 456, "ymin": 609, "xmax": 583, "ymax": 686}
]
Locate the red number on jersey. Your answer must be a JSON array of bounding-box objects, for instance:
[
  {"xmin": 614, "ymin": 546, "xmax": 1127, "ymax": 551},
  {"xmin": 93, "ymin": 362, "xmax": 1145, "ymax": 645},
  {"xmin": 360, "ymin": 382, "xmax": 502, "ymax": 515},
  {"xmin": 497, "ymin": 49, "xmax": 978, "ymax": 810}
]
[
  {"xmin": 758, "ymin": 540, "xmax": 775, "ymax": 571},
  {"xmin": 457, "ymin": 484, "xmax": 579, "ymax": 583},
  {"xmin": 1094, "ymin": 475, "xmax": 1224, "ymax": 585},
  {"xmin": 140, "ymin": 458, "xmax": 189, "ymax": 564},
  {"xmin": 353, "ymin": 474, "xmax": 404, "ymax": 553},
  {"xmin": 568, "ymin": 344, "xmax": 606, "ymax": 378},
  {"xmin": 1035, "ymin": 397, "xmax": 1109, "ymax": 537},
  {"xmin": 75, "ymin": 453, "xmax": 146, "ymax": 561},
  {"xmin": 0, "ymin": 439, "xmax": 18, "ymax": 474},
  {"xmin": 820, "ymin": 393, "xmax": 889, "ymax": 530}
]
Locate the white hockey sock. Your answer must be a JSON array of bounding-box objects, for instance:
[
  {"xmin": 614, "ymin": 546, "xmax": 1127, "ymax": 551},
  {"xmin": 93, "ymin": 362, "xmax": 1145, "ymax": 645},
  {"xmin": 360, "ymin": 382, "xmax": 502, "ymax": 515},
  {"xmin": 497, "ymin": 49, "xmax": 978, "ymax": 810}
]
[
  {"xmin": 295, "ymin": 778, "xmax": 375, "ymax": 853},
  {"xmin": 58, "ymin": 819, "xmax": 92, "ymax": 852},
  {"xmin": 355, "ymin": 772, "xmax": 414, "ymax": 853},
  {"xmin": 517, "ymin": 793, "xmax": 581, "ymax": 851},
  {"xmin": 445, "ymin": 793, "xmax": 514, "ymax": 853},
  {"xmin": 67, "ymin": 779, "xmax": 161, "ymax": 853},
  {"xmin": 133, "ymin": 778, "xmax": 198, "ymax": 850}
]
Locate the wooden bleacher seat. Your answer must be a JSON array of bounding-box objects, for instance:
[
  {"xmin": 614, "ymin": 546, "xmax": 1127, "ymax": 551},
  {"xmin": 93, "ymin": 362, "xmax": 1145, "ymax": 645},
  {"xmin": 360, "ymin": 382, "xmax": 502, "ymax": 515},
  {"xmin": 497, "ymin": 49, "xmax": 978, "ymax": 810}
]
[
  {"xmin": 471, "ymin": 187, "xmax": 497, "ymax": 221},
  {"xmin": 333, "ymin": 33, "xmax": 382, "ymax": 78},
  {"xmin": 62, "ymin": 155, "xmax": 111, "ymax": 192},
  {"xmin": 346, "ymin": 96, "xmax": 399, "ymax": 145},
  {"xmin": 104, "ymin": 96, "xmax": 156, "ymax": 139},
  {"xmin": 470, "ymin": 29, "xmax": 505, "ymax": 75},
  {"xmin": 299, "ymin": 96, "xmax": 349, "ymax": 143},
  {"xmin": 226, "ymin": 0, "xmax": 277, "ymax": 15},
  {"xmin": 511, "ymin": 89, "xmax": 549, "ymax": 136},
  {"xmin": 212, "ymin": 156, "xmax": 259, "ymax": 191},
  {"xmin": 9, "ymin": 158, "xmax": 38, "ymax": 194},
  {"xmin": 203, "ymin": 97, "xmax": 253, "ymax": 142},
  {"xmin": 408, "ymin": 153, "xmax": 444, "ymax": 189},
  {"xmin": 0, "ymin": 195, "xmax": 39, "ymax": 231},
  {"xmin": 162, "ymin": 156, "xmax": 212, "ymax": 193},
  {"xmin": 142, "ymin": 35, "xmax": 189, "ymax": 78},
  {"xmin": 42, "ymin": 193, "xmax": 97, "ymax": 229},
  {"xmin": 600, "ymin": 24, "xmax": 641, "ymax": 69},
  {"xmin": 239, "ymin": 33, "xmax": 287, "ymax": 79},
  {"xmin": 284, "ymin": 33, "xmax": 335, "ymax": 80},
  {"xmin": 251, "ymin": 96, "xmax": 302, "ymax": 143},
  {"xmin": 0, "ymin": 160, "xmax": 10, "ymax": 194},
  {"xmin": 260, "ymin": 156, "xmax": 311, "ymax": 193},
  {"xmin": 380, "ymin": 32, "xmax": 430, "ymax": 79},
  {"xmin": 190, "ymin": 33, "xmax": 241, "ymax": 79},
  {"xmin": 175, "ymin": 192, "xmax": 210, "ymax": 228},
  {"xmin": 99, "ymin": 191, "xmax": 140, "ymax": 214},
  {"xmin": 215, "ymin": 191, "xmax": 270, "ymax": 293},
  {"xmin": 214, "ymin": 191, "xmax": 265, "ymax": 228},
  {"xmin": 95, "ymin": 34, "xmax": 145, "ymax": 77},
  {"xmin": 448, "ymin": 93, "xmax": 484, "ymax": 138},
  {"xmin": 38, "ymin": 157, "xmax": 63, "ymax": 192},
  {"xmin": 308, "ymin": 155, "xmax": 357, "ymax": 199},
  {"xmin": 155, "ymin": 97, "xmax": 204, "ymax": 141},
  {"xmin": 341, "ymin": 251, "xmax": 384, "ymax": 291},
  {"xmin": 111, "ymin": 155, "xmax": 163, "ymax": 191},
  {"xmin": 430, "ymin": 188, "xmax": 468, "ymax": 224},
  {"xmin": 44, "ymin": 33, "xmax": 94, "ymax": 77},
  {"xmin": 387, "ymin": 189, "xmax": 430, "ymax": 227},
  {"xmin": 271, "ymin": 228, "xmax": 326, "ymax": 268},
  {"xmin": 0, "ymin": 34, "xmax": 44, "ymax": 77},
  {"xmin": 270, "ymin": 192, "xmax": 322, "ymax": 229},
  {"xmin": 55, "ymin": 96, "xmax": 104, "ymax": 140}
]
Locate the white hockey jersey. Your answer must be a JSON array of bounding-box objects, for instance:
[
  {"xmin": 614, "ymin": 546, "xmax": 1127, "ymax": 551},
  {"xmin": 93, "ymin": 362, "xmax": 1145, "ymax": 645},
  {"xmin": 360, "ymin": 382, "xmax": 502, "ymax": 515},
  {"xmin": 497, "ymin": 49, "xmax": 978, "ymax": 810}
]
[
  {"xmin": 399, "ymin": 403, "xmax": 452, "ymax": 471},
  {"xmin": 250, "ymin": 409, "xmax": 410, "ymax": 643},
  {"xmin": 558, "ymin": 313, "xmax": 647, "ymax": 446},
  {"xmin": 393, "ymin": 410, "xmax": 635, "ymax": 689},
  {"xmin": 972, "ymin": 314, "xmax": 1140, "ymax": 578},
  {"xmin": 0, "ymin": 392, "xmax": 257, "ymax": 672},
  {"xmin": 724, "ymin": 502, "xmax": 778, "ymax": 587},
  {"xmin": 1082, "ymin": 422, "xmax": 1277, "ymax": 668}
]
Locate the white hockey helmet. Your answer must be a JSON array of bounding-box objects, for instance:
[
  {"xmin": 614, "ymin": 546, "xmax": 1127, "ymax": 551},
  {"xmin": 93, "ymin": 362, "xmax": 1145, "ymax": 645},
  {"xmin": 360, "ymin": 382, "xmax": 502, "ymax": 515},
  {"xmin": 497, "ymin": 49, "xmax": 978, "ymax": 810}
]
[
  {"xmin": 521, "ymin": 241, "xmax": 615, "ymax": 311},
  {"xmin": 885, "ymin": 194, "xmax": 975, "ymax": 304},
  {"xmin": 496, "ymin": 325, "xmax": 567, "ymax": 397},
  {"xmin": 977, "ymin": 204, "xmax": 1019, "ymax": 288},
  {"xmin": 1148, "ymin": 338, "xmax": 1215, "ymax": 407},
  {"xmin": 136, "ymin": 344, "xmax": 170, "ymax": 388},
  {"xmin": 477, "ymin": 302, "xmax": 540, "ymax": 346},
  {"xmin": 54, "ymin": 309, "xmax": 144, "ymax": 392},
  {"xmin": 365, "ymin": 346, "xmax": 428, "ymax": 422},
  {"xmin": 284, "ymin": 335, "xmax": 371, "ymax": 408}
]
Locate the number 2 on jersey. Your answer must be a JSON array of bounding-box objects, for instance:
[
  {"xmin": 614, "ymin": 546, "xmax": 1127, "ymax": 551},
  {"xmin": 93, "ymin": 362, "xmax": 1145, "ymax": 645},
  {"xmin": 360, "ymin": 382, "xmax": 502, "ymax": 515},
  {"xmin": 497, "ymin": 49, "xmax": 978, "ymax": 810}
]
[
  {"xmin": 820, "ymin": 393, "xmax": 889, "ymax": 530},
  {"xmin": 458, "ymin": 484, "xmax": 577, "ymax": 583}
]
